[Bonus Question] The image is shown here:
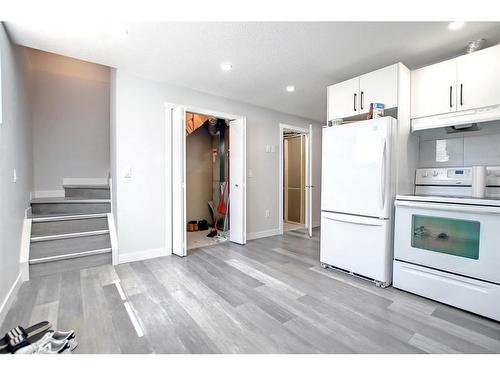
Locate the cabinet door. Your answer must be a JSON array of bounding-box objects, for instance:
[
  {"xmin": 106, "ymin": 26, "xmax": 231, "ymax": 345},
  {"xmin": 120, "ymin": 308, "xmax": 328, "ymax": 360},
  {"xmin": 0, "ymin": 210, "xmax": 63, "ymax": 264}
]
[
  {"xmin": 327, "ymin": 77, "xmax": 359, "ymax": 120},
  {"xmin": 457, "ymin": 44, "xmax": 500, "ymax": 111},
  {"xmin": 359, "ymin": 64, "xmax": 398, "ymax": 115},
  {"xmin": 411, "ymin": 59, "xmax": 457, "ymax": 119}
]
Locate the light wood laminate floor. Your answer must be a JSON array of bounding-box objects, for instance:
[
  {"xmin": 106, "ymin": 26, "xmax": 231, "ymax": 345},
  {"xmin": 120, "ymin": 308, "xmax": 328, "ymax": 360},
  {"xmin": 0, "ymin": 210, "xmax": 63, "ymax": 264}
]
[{"xmin": 2, "ymin": 228, "xmax": 500, "ymax": 354}]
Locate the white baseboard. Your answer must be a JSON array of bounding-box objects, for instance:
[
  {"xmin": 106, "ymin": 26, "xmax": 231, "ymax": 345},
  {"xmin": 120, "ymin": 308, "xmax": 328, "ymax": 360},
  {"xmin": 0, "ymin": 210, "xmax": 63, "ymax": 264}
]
[
  {"xmin": 118, "ymin": 247, "xmax": 168, "ymax": 264},
  {"xmin": 247, "ymin": 228, "xmax": 281, "ymax": 241},
  {"xmin": 32, "ymin": 189, "xmax": 65, "ymax": 198},
  {"xmin": 0, "ymin": 273, "xmax": 23, "ymax": 328}
]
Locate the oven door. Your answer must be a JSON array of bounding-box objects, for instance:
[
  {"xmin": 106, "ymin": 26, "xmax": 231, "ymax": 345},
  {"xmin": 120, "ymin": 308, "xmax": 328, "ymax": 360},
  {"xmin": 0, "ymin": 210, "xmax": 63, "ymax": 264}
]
[{"xmin": 394, "ymin": 200, "xmax": 500, "ymax": 284}]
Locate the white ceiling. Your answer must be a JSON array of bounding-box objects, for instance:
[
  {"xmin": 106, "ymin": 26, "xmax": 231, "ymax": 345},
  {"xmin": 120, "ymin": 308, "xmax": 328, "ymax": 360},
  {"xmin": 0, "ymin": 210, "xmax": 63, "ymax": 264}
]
[{"xmin": 6, "ymin": 21, "xmax": 500, "ymax": 123}]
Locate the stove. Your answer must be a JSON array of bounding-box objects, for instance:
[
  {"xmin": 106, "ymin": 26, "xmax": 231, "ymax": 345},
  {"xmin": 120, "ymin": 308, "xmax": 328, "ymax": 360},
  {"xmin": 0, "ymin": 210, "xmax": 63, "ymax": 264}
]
[{"xmin": 393, "ymin": 166, "xmax": 500, "ymax": 321}]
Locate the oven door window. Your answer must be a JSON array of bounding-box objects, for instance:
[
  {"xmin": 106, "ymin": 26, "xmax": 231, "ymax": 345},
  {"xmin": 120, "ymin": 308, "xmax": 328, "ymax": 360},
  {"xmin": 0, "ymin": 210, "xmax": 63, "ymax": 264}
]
[{"xmin": 411, "ymin": 215, "xmax": 480, "ymax": 260}]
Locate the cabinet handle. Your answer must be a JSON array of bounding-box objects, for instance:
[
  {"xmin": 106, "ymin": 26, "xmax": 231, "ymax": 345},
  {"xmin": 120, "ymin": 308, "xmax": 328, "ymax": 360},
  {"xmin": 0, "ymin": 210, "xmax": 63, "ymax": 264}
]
[
  {"xmin": 360, "ymin": 91, "xmax": 364, "ymax": 110},
  {"xmin": 460, "ymin": 84, "xmax": 463, "ymax": 106},
  {"xmin": 449, "ymin": 86, "xmax": 453, "ymax": 108},
  {"xmin": 354, "ymin": 93, "xmax": 357, "ymax": 111}
]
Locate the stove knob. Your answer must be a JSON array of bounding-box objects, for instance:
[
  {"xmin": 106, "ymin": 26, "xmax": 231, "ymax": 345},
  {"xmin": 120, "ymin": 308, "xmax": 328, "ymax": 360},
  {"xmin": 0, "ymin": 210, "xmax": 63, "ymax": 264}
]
[{"xmin": 433, "ymin": 170, "xmax": 439, "ymax": 176}]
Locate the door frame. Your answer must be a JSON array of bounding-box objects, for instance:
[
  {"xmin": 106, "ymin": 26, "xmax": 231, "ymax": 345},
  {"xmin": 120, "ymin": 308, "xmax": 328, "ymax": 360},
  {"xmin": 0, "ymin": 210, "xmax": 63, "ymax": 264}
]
[
  {"xmin": 279, "ymin": 123, "xmax": 313, "ymax": 236},
  {"xmin": 165, "ymin": 103, "xmax": 247, "ymax": 256}
]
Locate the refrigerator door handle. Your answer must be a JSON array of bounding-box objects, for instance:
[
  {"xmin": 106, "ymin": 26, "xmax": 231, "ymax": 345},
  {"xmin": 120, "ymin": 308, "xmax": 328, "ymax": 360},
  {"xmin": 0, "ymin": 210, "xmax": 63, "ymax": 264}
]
[
  {"xmin": 380, "ymin": 138, "xmax": 387, "ymax": 211},
  {"xmin": 322, "ymin": 211, "xmax": 385, "ymax": 226}
]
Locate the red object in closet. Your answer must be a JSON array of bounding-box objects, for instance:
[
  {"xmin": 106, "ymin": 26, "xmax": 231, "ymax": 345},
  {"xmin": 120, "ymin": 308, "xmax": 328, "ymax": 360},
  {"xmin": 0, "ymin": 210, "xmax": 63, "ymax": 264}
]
[{"xmin": 217, "ymin": 182, "xmax": 228, "ymax": 215}]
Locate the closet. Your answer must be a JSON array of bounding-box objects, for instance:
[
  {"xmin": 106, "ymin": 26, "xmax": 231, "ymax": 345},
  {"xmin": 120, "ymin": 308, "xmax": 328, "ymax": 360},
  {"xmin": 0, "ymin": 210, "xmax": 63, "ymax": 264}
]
[{"xmin": 185, "ymin": 112, "xmax": 230, "ymax": 250}]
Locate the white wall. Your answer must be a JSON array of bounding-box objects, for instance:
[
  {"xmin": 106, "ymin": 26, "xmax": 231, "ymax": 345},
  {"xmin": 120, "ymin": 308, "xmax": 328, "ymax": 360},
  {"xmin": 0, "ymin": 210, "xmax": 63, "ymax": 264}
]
[
  {"xmin": 417, "ymin": 121, "xmax": 500, "ymax": 168},
  {"xmin": 0, "ymin": 24, "xmax": 33, "ymax": 321},
  {"xmin": 29, "ymin": 49, "xmax": 110, "ymax": 196},
  {"xmin": 112, "ymin": 69, "xmax": 322, "ymax": 260}
]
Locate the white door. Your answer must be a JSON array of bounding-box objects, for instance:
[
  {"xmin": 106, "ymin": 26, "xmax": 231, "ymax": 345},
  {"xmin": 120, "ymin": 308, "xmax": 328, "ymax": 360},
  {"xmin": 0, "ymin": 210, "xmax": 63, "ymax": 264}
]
[
  {"xmin": 359, "ymin": 64, "xmax": 398, "ymax": 115},
  {"xmin": 229, "ymin": 118, "xmax": 246, "ymax": 244},
  {"xmin": 457, "ymin": 44, "xmax": 500, "ymax": 111},
  {"xmin": 321, "ymin": 117, "xmax": 394, "ymax": 219},
  {"xmin": 327, "ymin": 77, "xmax": 360, "ymax": 120},
  {"xmin": 172, "ymin": 107, "xmax": 187, "ymax": 256},
  {"xmin": 411, "ymin": 59, "xmax": 457, "ymax": 119},
  {"xmin": 307, "ymin": 124, "xmax": 313, "ymax": 237}
]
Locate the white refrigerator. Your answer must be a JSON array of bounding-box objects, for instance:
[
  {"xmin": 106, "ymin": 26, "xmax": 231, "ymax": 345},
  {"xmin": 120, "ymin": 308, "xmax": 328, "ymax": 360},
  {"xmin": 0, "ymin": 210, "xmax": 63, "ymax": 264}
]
[{"xmin": 320, "ymin": 117, "xmax": 397, "ymax": 286}]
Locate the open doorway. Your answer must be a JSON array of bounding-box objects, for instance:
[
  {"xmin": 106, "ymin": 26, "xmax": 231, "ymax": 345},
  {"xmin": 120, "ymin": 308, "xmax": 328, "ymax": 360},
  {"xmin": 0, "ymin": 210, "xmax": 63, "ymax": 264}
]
[
  {"xmin": 279, "ymin": 123, "xmax": 313, "ymax": 237},
  {"xmin": 167, "ymin": 104, "xmax": 246, "ymax": 257},
  {"xmin": 185, "ymin": 112, "xmax": 229, "ymax": 250},
  {"xmin": 283, "ymin": 131, "xmax": 306, "ymax": 232}
]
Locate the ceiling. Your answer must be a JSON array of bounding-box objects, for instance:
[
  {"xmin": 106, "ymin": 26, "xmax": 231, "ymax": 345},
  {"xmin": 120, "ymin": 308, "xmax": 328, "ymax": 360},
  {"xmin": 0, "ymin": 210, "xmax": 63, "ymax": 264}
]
[{"xmin": 6, "ymin": 21, "xmax": 500, "ymax": 123}]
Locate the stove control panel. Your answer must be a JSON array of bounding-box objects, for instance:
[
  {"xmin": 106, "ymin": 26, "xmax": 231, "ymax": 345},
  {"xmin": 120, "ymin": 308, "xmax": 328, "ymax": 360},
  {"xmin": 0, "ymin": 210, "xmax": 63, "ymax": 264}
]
[{"xmin": 416, "ymin": 166, "xmax": 500, "ymax": 186}]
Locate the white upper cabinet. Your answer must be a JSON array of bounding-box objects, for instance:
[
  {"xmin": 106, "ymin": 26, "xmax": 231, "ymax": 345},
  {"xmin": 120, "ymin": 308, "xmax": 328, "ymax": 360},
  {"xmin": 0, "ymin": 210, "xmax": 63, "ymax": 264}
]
[
  {"xmin": 411, "ymin": 59, "xmax": 457, "ymax": 119},
  {"xmin": 411, "ymin": 44, "xmax": 500, "ymax": 119},
  {"xmin": 359, "ymin": 64, "xmax": 398, "ymax": 115},
  {"xmin": 327, "ymin": 77, "xmax": 359, "ymax": 120},
  {"xmin": 327, "ymin": 64, "xmax": 399, "ymax": 121},
  {"xmin": 457, "ymin": 44, "xmax": 500, "ymax": 111}
]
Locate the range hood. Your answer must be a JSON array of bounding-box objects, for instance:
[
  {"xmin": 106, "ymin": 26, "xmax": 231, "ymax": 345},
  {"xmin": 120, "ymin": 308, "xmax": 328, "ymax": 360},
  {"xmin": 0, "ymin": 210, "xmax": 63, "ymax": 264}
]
[{"xmin": 412, "ymin": 104, "xmax": 500, "ymax": 132}]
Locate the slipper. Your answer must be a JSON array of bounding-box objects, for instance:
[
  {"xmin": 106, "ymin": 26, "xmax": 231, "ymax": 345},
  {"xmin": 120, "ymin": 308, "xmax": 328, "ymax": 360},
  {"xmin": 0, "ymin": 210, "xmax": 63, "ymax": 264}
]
[{"xmin": 0, "ymin": 321, "xmax": 52, "ymax": 352}]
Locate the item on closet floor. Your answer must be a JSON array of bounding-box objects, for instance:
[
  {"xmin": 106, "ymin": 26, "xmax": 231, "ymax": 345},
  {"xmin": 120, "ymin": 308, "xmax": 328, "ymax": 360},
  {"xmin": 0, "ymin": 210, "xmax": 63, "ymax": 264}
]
[
  {"xmin": 197, "ymin": 219, "xmax": 209, "ymax": 231},
  {"xmin": 0, "ymin": 321, "xmax": 52, "ymax": 352},
  {"xmin": 187, "ymin": 221, "xmax": 198, "ymax": 232},
  {"xmin": 472, "ymin": 166, "xmax": 487, "ymax": 198},
  {"xmin": 207, "ymin": 201, "xmax": 216, "ymax": 227},
  {"xmin": 367, "ymin": 103, "xmax": 385, "ymax": 119},
  {"xmin": 207, "ymin": 227, "xmax": 218, "ymax": 237}
]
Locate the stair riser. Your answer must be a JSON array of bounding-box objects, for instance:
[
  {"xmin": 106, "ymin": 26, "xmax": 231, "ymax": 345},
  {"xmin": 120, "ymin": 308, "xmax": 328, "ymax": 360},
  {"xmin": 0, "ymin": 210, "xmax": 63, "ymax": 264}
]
[
  {"xmin": 31, "ymin": 217, "xmax": 109, "ymax": 237},
  {"xmin": 29, "ymin": 253, "xmax": 112, "ymax": 278},
  {"xmin": 65, "ymin": 188, "xmax": 110, "ymax": 199},
  {"xmin": 31, "ymin": 202, "xmax": 111, "ymax": 216},
  {"xmin": 30, "ymin": 234, "xmax": 111, "ymax": 260}
]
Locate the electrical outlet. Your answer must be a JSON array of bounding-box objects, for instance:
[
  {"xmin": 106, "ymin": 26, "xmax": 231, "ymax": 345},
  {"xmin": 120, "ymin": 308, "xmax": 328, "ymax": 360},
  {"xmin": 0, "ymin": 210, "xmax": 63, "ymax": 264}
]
[
  {"xmin": 248, "ymin": 169, "xmax": 253, "ymax": 178},
  {"xmin": 265, "ymin": 209, "xmax": 270, "ymax": 218}
]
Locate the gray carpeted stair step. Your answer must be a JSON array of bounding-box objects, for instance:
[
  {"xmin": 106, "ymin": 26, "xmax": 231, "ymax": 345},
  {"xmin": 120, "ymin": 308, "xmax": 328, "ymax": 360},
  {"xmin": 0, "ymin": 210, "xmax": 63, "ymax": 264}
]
[
  {"xmin": 31, "ymin": 198, "xmax": 111, "ymax": 216},
  {"xmin": 29, "ymin": 252, "xmax": 112, "ymax": 279},
  {"xmin": 30, "ymin": 232, "xmax": 111, "ymax": 260},
  {"xmin": 64, "ymin": 184, "xmax": 110, "ymax": 199},
  {"xmin": 31, "ymin": 217, "xmax": 108, "ymax": 237}
]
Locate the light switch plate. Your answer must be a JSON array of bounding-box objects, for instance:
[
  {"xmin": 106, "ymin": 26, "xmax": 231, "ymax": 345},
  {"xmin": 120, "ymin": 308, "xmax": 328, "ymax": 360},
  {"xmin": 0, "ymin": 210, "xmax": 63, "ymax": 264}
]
[
  {"xmin": 124, "ymin": 167, "xmax": 132, "ymax": 178},
  {"xmin": 13, "ymin": 169, "xmax": 17, "ymax": 183}
]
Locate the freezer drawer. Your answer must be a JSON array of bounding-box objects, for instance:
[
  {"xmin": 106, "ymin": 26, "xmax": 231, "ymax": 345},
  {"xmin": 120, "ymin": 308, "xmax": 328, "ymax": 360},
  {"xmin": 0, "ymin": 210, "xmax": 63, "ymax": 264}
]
[
  {"xmin": 393, "ymin": 260, "xmax": 500, "ymax": 321},
  {"xmin": 320, "ymin": 211, "xmax": 393, "ymax": 284}
]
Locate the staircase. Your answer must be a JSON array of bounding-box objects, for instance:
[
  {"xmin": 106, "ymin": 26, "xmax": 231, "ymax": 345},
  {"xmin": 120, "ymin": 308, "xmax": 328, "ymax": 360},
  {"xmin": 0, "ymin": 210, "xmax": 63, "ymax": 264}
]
[{"xmin": 29, "ymin": 184, "xmax": 112, "ymax": 278}]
